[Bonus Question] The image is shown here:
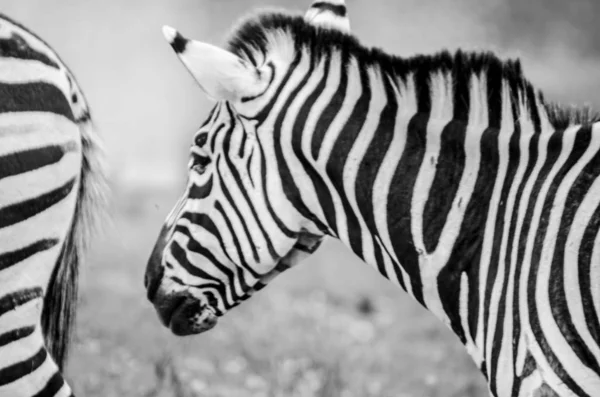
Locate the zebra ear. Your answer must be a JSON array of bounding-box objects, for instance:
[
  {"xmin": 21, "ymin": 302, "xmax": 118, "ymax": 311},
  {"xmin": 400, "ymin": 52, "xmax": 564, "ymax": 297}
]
[
  {"xmin": 305, "ymin": 0, "xmax": 350, "ymax": 32},
  {"xmin": 162, "ymin": 26, "xmax": 262, "ymax": 102}
]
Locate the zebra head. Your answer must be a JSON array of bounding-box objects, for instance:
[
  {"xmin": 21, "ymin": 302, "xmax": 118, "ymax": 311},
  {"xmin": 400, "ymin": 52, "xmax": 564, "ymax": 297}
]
[{"xmin": 145, "ymin": 1, "xmax": 350, "ymax": 336}]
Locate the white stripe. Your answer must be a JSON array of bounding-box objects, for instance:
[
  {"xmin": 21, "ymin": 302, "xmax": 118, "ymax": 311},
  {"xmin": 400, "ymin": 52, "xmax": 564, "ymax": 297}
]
[
  {"xmin": 302, "ymin": 51, "xmax": 343, "ymax": 235},
  {"xmin": 341, "ymin": 66, "xmax": 386, "ymax": 266},
  {"xmin": 279, "ymin": 49, "xmax": 328, "ymax": 227},
  {"xmin": 314, "ymin": 56, "xmax": 362, "ymax": 242},
  {"xmin": 475, "ymin": 72, "xmax": 507, "ymax": 355},
  {"xmin": 0, "ymin": 58, "xmax": 69, "ymax": 93},
  {"xmin": 411, "ymin": 70, "xmax": 453, "ymax": 323},
  {"xmin": 371, "ymin": 73, "xmax": 415, "ymax": 285}
]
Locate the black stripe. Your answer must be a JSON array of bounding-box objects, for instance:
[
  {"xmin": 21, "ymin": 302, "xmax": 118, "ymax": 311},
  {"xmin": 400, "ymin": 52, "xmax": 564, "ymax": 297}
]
[
  {"xmin": 486, "ymin": 79, "xmax": 521, "ymax": 387},
  {"xmin": 355, "ymin": 73, "xmax": 398, "ymax": 277},
  {"xmin": 170, "ymin": 31, "xmax": 188, "ymax": 54},
  {"xmin": 488, "ymin": 74, "xmax": 525, "ymax": 386},
  {"xmin": 246, "ymin": 149, "xmax": 255, "ymax": 187},
  {"xmin": 375, "ymin": 236, "xmax": 406, "ymax": 290},
  {"xmin": 238, "ymin": 119, "xmax": 248, "ymax": 158},
  {"xmin": 216, "ymin": 159, "xmax": 261, "ymax": 263},
  {"xmin": 427, "ymin": 120, "xmax": 467, "ymax": 342},
  {"xmin": 509, "ymin": 94, "xmax": 542, "ymax": 374},
  {"xmin": 310, "ymin": 2, "xmax": 347, "ymax": 17},
  {"xmin": 0, "ymin": 32, "xmax": 60, "ymax": 68},
  {"xmin": 0, "ymin": 239, "xmax": 59, "ymax": 271},
  {"xmin": 189, "ymin": 176, "xmax": 213, "ymax": 199},
  {"xmin": 0, "ymin": 82, "xmax": 73, "ymax": 121},
  {"xmin": 32, "ymin": 371, "xmax": 66, "ymax": 397},
  {"xmin": 0, "ymin": 325, "xmax": 36, "ymax": 348},
  {"xmin": 0, "ymin": 143, "xmax": 76, "ymax": 181},
  {"xmin": 272, "ymin": 53, "xmax": 329, "ymax": 237},
  {"xmin": 311, "ymin": 53, "xmax": 348, "ymax": 160},
  {"xmin": 209, "ymin": 106, "xmax": 225, "ymax": 153},
  {"xmin": 387, "ymin": 114, "xmax": 428, "ymax": 306},
  {"xmin": 423, "ymin": 120, "xmax": 467, "ymax": 253},
  {"xmin": 478, "ymin": 61, "xmax": 514, "ymax": 379},
  {"xmin": 0, "ymin": 177, "xmax": 77, "ymax": 229},
  {"xmin": 422, "ymin": 51, "xmax": 471, "ymax": 255},
  {"xmin": 452, "ymin": 52, "xmax": 471, "ymax": 121},
  {"xmin": 214, "ymin": 201, "xmax": 261, "ymax": 279},
  {"xmin": 290, "ymin": 54, "xmax": 334, "ymax": 234},
  {"xmin": 0, "ymin": 287, "xmax": 43, "ymax": 317},
  {"xmin": 0, "ymin": 347, "xmax": 47, "ymax": 386},
  {"xmin": 325, "ymin": 59, "xmax": 371, "ymax": 258}
]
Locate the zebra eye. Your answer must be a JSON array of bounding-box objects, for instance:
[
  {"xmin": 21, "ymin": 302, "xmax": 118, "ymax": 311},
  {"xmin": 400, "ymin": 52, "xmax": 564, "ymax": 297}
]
[
  {"xmin": 191, "ymin": 153, "xmax": 211, "ymax": 174},
  {"xmin": 192, "ymin": 154, "xmax": 210, "ymax": 174}
]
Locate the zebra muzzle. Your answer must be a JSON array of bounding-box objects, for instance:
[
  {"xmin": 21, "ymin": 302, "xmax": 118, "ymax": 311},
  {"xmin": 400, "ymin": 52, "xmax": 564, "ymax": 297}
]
[{"xmin": 153, "ymin": 290, "xmax": 218, "ymax": 336}]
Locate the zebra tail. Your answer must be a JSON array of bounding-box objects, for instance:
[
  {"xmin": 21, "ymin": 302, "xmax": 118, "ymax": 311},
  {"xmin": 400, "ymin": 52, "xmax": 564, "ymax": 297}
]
[{"xmin": 41, "ymin": 113, "xmax": 108, "ymax": 371}]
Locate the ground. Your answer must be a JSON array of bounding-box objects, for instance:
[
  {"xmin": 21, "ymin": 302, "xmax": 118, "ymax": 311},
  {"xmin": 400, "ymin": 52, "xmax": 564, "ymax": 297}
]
[{"xmin": 66, "ymin": 188, "xmax": 487, "ymax": 397}]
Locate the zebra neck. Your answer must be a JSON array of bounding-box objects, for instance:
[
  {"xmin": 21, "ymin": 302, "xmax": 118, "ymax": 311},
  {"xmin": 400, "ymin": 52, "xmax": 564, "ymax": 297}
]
[{"xmin": 292, "ymin": 59, "xmax": 550, "ymax": 339}]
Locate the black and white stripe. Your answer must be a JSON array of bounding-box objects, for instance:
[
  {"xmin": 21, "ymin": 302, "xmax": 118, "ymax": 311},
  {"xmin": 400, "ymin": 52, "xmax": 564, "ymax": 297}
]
[
  {"xmin": 0, "ymin": 13, "xmax": 105, "ymax": 397},
  {"xmin": 147, "ymin": 3, "xmax": 600, "ymax": 396}
]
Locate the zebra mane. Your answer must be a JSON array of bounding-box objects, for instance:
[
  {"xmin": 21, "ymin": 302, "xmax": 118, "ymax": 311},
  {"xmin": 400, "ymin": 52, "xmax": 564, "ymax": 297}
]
[
  {"xmin": 227, "ymin": 11, "xmax": 598, "ymax": 129},
  {"xmin": 542, "ymin": 100, "xmax": 600, "ymax": 129}
]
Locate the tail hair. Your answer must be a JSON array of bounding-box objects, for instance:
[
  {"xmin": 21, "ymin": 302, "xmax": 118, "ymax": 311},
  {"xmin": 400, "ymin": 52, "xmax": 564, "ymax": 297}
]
[{"xmin": 41, "ymin": 113, "xmax": 108, "ymax": 370}]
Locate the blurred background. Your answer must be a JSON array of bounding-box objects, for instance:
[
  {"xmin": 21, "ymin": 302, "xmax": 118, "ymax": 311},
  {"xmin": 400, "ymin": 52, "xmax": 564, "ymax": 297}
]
[{"xmin": 4, "ymin": 1, "xmax": 600, "ymax": 396}]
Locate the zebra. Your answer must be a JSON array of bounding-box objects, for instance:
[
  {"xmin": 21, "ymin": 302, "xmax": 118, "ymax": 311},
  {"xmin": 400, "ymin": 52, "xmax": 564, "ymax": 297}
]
[
  {"xmin": 144, "ymin": 1, "xmax": 600, "ymax": 396},
  {"xmin": 0, "ymin": 13, "xmax": 105, "ymax": 397}
]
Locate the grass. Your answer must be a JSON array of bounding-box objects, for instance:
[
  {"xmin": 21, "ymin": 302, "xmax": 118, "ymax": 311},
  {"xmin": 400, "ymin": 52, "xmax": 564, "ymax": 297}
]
[{"xmin": 65, "ymin": 187, "xmax": 487, "ymax": 397}]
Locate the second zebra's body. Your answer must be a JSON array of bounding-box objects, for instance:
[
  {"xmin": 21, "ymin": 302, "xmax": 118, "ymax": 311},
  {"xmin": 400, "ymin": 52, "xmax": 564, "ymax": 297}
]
[
  {"xmin": 0, "ymin": 13, "xmax": 105, "ymax": 397},
  {"xmin": 146, "ymin": 1, "xmax": 600, "ymax": 396}
]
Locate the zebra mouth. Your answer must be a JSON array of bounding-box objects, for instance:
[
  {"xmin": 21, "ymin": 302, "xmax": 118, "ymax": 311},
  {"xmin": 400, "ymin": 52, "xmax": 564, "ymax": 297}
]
[{"xmin": 170, "ymin": 297, "xmax": 218, "ymax": 336}]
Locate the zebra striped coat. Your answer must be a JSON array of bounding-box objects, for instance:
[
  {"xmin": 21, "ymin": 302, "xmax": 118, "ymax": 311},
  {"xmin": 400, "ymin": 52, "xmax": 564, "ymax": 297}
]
[
  {"xmin": 145, "ymin": 1, "xmax": 600, "ymax": 396},
  {"xmin": 0, "ymin": 13, "xmax": 105, "ymax": 397}
]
